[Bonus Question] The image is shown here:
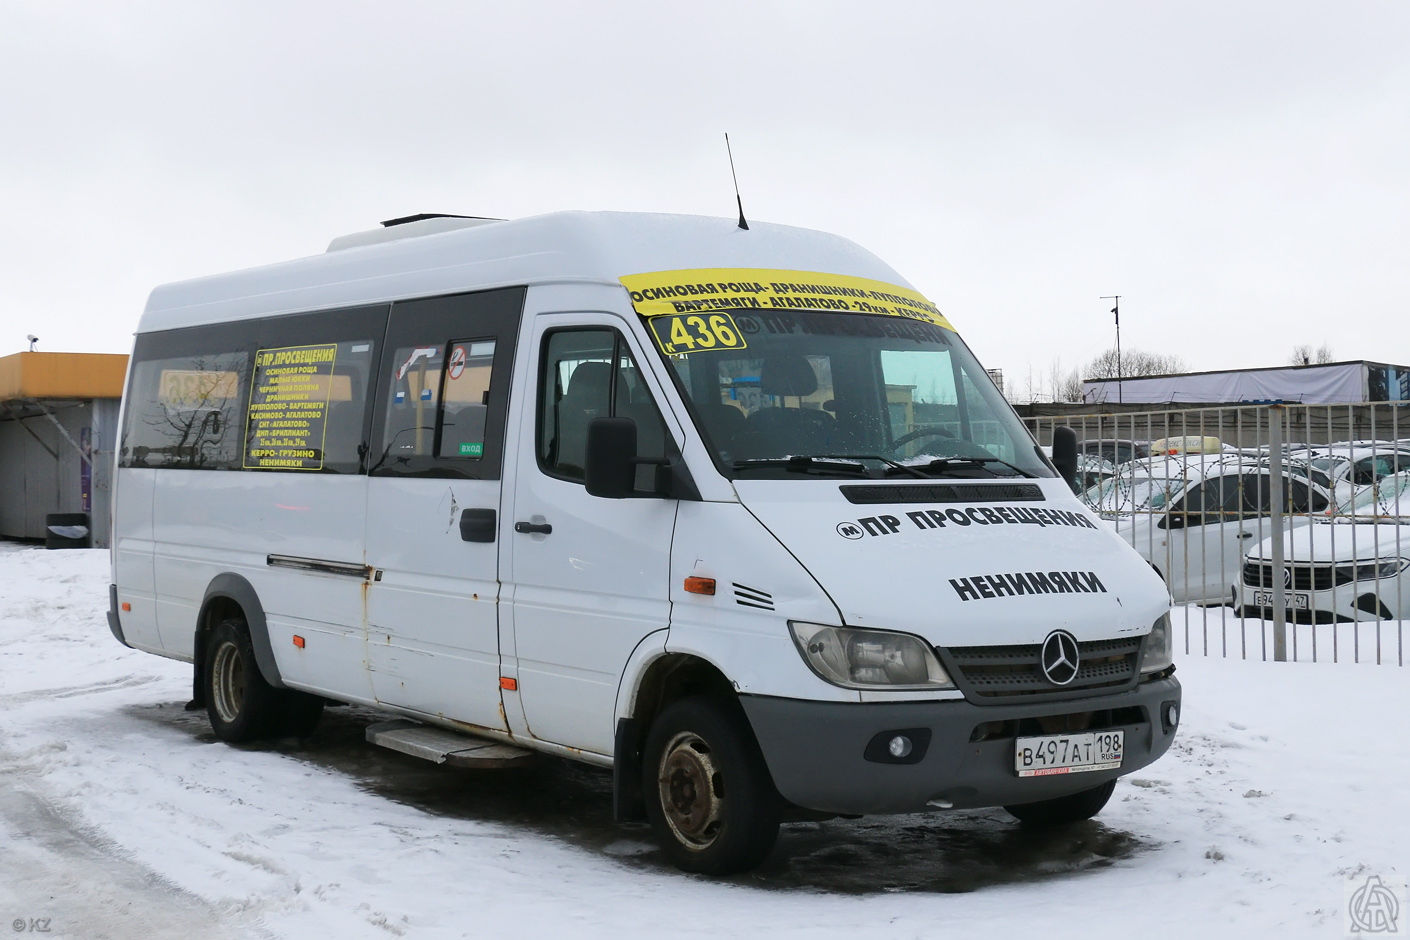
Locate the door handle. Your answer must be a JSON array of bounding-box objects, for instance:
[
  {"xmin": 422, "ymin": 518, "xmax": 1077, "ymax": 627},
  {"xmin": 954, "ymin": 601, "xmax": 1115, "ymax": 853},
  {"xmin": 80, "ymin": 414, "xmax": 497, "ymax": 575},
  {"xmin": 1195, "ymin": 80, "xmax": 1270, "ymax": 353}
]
[
  {"xmin": 514, "ymin": 521, "xmax": 553, "ymax": 535},
  {"xmin": 1237, "ymin": 531, "xmax": 1255, "ymax": 539},
  {"xmin": 459, "ymin": 508, "xmax": 496, "ymax": 543}
]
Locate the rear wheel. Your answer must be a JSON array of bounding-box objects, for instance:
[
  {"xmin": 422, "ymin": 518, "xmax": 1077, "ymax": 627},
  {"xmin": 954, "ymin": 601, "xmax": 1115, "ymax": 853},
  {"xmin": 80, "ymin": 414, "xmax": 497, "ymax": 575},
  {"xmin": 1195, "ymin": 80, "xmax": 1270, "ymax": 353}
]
[
  {"xmin": 1004, "ymin": 778, "xmax": 1116, "ymax": 826},
  {"xmin": 205, "ymin": 617, "xmax": 324, "ymax": 742},
  {"xmin": 643, "ymin": 696, "xmax": 781, "ymax": 874}
]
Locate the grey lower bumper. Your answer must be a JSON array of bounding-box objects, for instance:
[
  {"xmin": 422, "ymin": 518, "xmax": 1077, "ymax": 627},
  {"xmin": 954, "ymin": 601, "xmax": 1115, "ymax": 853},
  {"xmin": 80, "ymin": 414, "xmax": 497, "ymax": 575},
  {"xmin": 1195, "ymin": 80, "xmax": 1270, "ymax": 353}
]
[{"xmin": 740, "ymin": 675, "xmax": 1180, "ymax": 816}]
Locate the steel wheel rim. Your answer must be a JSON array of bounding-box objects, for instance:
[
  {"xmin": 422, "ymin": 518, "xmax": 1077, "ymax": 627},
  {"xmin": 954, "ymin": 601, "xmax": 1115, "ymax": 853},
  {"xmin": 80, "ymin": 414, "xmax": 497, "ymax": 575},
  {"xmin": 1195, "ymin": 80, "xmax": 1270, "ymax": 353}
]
[
  {"xmin": 658, "ymin": 731, "xmax": 724, "ymax": 850},
  {"xmin": 210, "ymin": 640, "xmax": 245, "ymax": 724}
]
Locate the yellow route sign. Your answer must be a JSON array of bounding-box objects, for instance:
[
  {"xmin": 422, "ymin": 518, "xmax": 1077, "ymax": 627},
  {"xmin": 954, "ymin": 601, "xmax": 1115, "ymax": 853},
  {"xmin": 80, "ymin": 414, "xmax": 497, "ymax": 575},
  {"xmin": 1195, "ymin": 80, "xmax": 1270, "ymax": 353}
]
[{"xmin": 619, "ymin": 268, "xmax": 953, "ymax": 332}]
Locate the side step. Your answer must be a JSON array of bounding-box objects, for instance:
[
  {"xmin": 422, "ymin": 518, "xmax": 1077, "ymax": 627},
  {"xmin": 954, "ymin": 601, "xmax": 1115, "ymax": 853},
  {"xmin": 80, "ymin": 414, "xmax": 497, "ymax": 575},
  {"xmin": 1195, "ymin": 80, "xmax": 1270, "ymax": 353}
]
[{"xmin": 365, "ymin": 719, "xmax": 536, "ymax": 769}]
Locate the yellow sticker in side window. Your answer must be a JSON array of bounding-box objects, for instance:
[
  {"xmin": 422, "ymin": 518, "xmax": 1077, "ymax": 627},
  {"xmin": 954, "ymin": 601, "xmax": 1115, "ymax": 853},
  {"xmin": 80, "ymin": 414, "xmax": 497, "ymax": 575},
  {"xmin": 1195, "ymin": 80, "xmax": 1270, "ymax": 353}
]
[
  {"xmin": 619, "ymin": 268, "xmax": 953, "ymax": 332},
  {"xmin": 647, "ymin": 312, "xmax": 748, "ymax": 356}
]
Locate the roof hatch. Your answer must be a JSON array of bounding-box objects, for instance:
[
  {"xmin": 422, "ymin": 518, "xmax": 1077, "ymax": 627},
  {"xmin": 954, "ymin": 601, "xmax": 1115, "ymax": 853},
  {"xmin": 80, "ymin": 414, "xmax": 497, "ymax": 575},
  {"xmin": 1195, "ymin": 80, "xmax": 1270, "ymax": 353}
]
[{"xmin": 326, "ymin": 213, "xmax": 503, "ymax": 252}]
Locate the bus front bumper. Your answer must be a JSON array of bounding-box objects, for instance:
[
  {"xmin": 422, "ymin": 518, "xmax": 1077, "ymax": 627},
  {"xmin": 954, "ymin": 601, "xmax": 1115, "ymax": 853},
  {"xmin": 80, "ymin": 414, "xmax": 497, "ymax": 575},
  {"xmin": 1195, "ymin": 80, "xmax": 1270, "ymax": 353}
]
[{"xmin": 739, "ymin": 675, "xmax": 1180, "ymax": 816}]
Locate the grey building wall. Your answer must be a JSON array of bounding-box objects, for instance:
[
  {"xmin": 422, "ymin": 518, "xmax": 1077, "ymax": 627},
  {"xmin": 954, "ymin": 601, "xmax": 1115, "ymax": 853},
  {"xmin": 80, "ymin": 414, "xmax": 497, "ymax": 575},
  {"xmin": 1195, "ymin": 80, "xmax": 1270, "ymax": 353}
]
[{"xmin": 0, "ymin": 399, "xmax": 118, "ymax": 547}]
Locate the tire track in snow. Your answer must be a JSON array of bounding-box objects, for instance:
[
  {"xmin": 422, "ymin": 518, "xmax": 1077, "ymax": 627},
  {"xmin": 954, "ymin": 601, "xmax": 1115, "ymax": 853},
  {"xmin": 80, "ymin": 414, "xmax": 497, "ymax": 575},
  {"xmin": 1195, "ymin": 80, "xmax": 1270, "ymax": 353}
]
[{"xmin": 0, "ymin": 785, "xmax": 259, "ymax": 940}]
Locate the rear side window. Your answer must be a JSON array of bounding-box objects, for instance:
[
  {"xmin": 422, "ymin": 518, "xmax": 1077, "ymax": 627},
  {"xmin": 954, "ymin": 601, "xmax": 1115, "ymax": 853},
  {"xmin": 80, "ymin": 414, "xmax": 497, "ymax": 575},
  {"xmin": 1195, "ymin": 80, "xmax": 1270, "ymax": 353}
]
[
  {"xmin": 121, "ymin": 349, "xmax": 251, "ymax": 470},
  {"xmin": 120, "ymin": 304, "xmax": 387, "ymax": 473}
]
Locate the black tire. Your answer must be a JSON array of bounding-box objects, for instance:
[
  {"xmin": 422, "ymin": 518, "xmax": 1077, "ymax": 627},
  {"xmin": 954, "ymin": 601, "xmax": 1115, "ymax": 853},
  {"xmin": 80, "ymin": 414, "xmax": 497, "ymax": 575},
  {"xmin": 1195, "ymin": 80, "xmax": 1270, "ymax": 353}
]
[
  {"xmin": 1004, "ymin": 778, "xmax": 1116, "ymax": 826},
  {"xmin": 204, "ymin": 617, "xmax": 324, "ymax": 742},
  {"xmin": 642, "ymin": 696, "xmax": 781, "ymax": 875}
]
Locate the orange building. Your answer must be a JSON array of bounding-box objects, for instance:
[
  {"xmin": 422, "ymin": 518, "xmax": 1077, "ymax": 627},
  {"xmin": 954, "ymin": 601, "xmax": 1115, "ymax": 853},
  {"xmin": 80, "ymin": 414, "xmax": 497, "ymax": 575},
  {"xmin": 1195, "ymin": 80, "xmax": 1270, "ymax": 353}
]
[{"xmin": 0, "ymin": 352, "xmax": 128, "ymax": 547}]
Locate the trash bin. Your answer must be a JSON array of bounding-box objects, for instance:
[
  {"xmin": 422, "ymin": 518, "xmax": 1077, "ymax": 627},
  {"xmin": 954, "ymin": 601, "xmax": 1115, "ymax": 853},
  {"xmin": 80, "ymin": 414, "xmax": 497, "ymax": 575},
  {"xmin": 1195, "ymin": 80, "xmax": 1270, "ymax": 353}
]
[{"xmin": 46, "ymin": 512, "xmax": 91, "ymax": 549}]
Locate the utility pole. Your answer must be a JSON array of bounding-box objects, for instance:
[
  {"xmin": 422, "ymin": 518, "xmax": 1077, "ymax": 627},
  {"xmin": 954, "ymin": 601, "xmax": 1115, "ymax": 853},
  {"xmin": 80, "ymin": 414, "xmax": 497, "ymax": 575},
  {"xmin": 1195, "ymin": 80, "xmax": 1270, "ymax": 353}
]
[{"xmin": 1100, "ymin": 296, "xmax": 1121, "ymax": 403}]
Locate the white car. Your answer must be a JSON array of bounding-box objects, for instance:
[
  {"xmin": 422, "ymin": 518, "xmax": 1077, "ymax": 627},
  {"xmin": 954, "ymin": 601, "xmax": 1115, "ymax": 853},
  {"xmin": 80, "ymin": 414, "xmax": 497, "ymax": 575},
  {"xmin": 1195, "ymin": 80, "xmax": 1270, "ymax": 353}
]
[
  {"xmin": 1098, "ymin": 456, "xmax": 1332, "ymax": 605},
  {"xmin": 1295, "ymin": 443, "xmax": 1410, "ymax": 509},
  {"xmin": 1240, "ymin": 521, "xmax": 1410, "ymax": 622}
]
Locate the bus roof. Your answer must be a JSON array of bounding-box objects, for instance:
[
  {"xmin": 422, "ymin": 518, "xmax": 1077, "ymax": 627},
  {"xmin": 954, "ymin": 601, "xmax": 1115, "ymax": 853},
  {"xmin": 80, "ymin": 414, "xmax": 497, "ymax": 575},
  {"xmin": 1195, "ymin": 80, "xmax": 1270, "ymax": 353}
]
[{"xmin": 138, "ymin": 211, "xmax": 913, "ymax": 334}]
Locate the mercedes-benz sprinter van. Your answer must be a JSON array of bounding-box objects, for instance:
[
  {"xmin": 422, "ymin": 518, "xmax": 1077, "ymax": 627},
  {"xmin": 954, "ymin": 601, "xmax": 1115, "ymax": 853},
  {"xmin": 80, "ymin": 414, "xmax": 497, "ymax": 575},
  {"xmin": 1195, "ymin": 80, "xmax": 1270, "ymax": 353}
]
[{"xmin": 108, "ymin": 211, "xmax": 1180, "ymax": 873}]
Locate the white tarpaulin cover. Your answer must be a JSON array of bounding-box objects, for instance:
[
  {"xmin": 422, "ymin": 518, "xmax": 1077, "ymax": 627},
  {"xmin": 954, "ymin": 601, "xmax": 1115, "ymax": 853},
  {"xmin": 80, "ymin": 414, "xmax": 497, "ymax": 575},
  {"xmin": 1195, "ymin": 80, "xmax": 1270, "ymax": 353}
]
[{"xmin": 1082, "ymin": 362, "xmax": 1407, "ymax": 405}]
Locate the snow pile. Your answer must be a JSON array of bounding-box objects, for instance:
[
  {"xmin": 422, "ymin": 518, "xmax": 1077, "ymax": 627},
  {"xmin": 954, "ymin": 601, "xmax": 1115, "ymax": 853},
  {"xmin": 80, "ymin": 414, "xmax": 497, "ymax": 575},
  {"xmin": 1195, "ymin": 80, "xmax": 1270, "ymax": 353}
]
[{"xmin": 0, "ymin": 543, "xmax": 1405, "ymax": 939}]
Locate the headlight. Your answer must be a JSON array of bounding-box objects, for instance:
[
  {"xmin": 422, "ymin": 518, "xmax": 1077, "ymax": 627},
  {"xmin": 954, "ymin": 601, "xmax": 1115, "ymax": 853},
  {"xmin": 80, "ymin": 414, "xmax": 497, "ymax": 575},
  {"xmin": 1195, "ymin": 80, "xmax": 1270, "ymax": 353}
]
[
  {"xmin": 1140, "ymin": 613, "xmax": 1174, "ymax": 675},
  {"xmin": 789, "ymin": 622, "xmax": 954, "ymax": 690},
  {"xmin": 1345, "ymin": 558, "xmax": 1410, "ymax": 582}
]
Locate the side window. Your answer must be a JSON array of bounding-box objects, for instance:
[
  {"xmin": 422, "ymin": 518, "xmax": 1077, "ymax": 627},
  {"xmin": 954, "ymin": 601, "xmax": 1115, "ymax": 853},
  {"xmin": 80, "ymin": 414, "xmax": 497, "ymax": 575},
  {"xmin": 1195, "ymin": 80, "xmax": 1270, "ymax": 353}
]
[
  {"xmin": 438, "ymin": 340, "xmax": 496, "ymax": 458},
  {"xmin": 379, "ymin": 339, "xmax": 497, "ymax": 460},
  {"xmin": 120, "ymin": 308, "xmax": 386, "ymax": 474},
  {"xmin": 369, "ymin": 287, "xmax": 523, "ymax": 479},
  {"xmin": 244, "ymin": 338, "xmax": 378, "ymax": 473},
  {"xmin": 1170, "ymin": 475, "xmax": 1240, "ymax": 527},
  {"xmin": 121, "ymin": 349, "xmax": 250, "ymax": 470},
  {"xmin": 538, "ymin": 329, "xmax": 668, "ymax": 487},
  {"xmin": 1352, "ymin": 458, "xmax": 1377, "ymax": 487},
  {"xmin": 1285, "ymin": 478, "xmax": 1328, "ymax": 513},
  {"xmin": 246, "ymin": 304, "xmax": 386, "ymax": 474}
]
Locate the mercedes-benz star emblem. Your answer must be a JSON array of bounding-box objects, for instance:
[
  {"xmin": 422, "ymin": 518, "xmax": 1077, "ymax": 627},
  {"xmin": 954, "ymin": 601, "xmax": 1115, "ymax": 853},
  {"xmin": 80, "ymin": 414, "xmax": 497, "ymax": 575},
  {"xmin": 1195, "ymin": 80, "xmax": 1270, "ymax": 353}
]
[{"xmin": 1040, "ymin": 630, "xmax": 1081, "ymax": 686}]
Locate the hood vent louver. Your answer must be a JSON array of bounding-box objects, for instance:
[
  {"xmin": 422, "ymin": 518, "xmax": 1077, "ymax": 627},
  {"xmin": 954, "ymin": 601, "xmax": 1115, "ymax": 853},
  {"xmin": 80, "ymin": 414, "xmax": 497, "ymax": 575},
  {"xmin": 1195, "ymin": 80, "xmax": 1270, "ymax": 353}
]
[{"xmin": 840, "ymin": 483, "xmax": 1044, "ymax": 504}]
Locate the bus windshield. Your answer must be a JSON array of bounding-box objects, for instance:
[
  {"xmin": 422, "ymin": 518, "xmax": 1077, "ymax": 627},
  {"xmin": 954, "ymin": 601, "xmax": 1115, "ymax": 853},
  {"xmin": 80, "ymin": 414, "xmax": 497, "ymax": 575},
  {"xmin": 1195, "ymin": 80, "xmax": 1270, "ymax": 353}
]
[{"xmin": 658, "ymin": 310, "xmax": 1053, "ymax": 480}]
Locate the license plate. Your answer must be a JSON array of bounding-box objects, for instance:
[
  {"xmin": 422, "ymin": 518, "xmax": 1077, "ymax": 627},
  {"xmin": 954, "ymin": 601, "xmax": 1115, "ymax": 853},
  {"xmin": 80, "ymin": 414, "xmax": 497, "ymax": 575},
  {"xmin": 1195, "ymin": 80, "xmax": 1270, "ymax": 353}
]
[
  {"xmin": 1253, "ymin": 590, "xmax": 1310, "ymax": 610},
  {"xmin": 1015, "ymin": 731, "xmax": 1124, "ymax": 777}
]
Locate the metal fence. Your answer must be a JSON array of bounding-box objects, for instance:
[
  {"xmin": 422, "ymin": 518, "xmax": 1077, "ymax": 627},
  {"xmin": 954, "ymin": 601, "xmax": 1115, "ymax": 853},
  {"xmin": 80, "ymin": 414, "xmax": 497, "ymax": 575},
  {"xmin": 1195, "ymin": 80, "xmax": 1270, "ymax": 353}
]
[{"xmin": 1025, "ymin": 403, "xmax": 1410, "ymax": 665}]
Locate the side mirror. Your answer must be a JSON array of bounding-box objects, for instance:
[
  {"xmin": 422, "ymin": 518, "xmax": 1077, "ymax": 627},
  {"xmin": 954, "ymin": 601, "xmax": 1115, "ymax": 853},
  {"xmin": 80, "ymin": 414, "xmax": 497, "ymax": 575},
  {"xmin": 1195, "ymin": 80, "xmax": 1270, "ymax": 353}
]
[
  {"xmin": 585, "ymin": 417, "xmax": 638, "ymax": 499},
  {"xmin": 1052, "ymin": 426, "xmax": 1079, "ymax": 493}
]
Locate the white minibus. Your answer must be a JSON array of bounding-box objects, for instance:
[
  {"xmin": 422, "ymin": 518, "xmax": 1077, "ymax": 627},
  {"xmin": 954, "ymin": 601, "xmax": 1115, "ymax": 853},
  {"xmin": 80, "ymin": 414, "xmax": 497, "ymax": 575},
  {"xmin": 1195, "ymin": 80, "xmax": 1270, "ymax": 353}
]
[{"xmin": 108, "ymin": 211, "xmax": 1180, "ymax": 873}]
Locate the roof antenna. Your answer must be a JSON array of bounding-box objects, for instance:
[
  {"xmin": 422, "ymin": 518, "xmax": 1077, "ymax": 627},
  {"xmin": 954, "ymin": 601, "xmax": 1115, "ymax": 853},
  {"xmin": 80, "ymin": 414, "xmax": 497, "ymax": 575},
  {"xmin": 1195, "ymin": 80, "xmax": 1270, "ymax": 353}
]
[{"xmin": 725, "ymin": 133, "xmax": 749, "ymax": 230}]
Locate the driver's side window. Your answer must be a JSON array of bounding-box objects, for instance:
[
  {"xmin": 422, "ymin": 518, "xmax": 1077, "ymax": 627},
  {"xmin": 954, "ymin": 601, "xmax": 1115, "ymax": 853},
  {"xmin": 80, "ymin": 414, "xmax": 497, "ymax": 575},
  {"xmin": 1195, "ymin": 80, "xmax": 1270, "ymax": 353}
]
[
  {"xmin": 1166, "ymin": 475, "xmax": 1239, "ymax": 528},
  {"xmin": 537, "ymin": 328, "xmax": 668, "ymax": 488}
]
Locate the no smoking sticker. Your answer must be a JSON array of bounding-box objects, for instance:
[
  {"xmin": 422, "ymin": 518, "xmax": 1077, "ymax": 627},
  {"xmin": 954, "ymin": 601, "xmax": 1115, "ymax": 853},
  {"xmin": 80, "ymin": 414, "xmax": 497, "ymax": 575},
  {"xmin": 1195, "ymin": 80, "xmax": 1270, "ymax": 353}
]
[{"xmin": 448, "ymin": 345, "xmax": 467, "ymax": 380}]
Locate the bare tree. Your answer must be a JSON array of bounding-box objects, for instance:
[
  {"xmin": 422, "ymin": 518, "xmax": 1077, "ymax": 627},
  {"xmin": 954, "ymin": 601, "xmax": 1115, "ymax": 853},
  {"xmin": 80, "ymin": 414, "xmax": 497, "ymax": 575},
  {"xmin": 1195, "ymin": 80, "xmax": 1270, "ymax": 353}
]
[
  {"xmin": 1289, "ymin": 343, "xmax": 1334, "ymax": 366},
  {"xmin": 1083, "ymin": 348, "xmax": 1186, "ymax": 380}
]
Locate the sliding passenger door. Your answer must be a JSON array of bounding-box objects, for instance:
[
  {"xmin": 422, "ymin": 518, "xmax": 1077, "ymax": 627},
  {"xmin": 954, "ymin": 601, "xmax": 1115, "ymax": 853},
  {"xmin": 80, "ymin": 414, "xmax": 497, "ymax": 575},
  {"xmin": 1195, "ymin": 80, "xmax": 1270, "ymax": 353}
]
[{"xmin": 364, "ymin": 288, "xmax": 524, "ymax": 731}]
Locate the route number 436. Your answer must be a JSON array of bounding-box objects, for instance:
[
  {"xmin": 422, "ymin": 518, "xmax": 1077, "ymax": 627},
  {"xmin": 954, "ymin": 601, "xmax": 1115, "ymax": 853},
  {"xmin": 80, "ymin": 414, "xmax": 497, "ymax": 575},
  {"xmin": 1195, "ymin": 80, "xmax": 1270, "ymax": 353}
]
[{"xmin": 649, "ymin": 313, "xmax": 747, "ymax": 355}]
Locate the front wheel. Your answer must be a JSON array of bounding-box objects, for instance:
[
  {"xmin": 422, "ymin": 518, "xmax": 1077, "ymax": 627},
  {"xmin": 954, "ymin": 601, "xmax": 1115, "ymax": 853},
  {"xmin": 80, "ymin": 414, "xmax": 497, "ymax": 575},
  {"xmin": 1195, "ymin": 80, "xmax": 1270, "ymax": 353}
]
[
  {"xmin": 643, "ymin": 697, "xmax": 781, "ymax": 874},
  {"xmin": 1004, "ymin": 778, "xmax": 1116, "ymax": 826}
]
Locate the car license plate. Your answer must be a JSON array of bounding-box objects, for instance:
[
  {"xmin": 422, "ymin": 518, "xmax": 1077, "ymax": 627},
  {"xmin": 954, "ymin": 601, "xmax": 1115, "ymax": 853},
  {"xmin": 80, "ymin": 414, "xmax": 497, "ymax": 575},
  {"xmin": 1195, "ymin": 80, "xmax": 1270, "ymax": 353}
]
[
  {"xmin": 1253, "ymin": 590, "xmax": 1310, "ymax": 610},
  {"xmin": 1015, "ymin": 731, "xmax": 1124, "ymax": 777}
]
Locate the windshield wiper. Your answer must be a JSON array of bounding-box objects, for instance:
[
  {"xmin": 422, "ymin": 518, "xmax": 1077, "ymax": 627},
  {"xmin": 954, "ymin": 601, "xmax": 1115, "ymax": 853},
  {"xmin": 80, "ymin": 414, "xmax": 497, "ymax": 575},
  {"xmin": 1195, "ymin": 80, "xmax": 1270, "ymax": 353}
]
[
  {"xmin": 814, "ymin": 454, "xmax": 929, "ymax": 478},
  {"xmin": 904, "ymin": 457, "xmax": 1036, "ymax": 479},
  {"xmin": 732, "ymin": 456, "xmax": 873, "ymax": 477}
]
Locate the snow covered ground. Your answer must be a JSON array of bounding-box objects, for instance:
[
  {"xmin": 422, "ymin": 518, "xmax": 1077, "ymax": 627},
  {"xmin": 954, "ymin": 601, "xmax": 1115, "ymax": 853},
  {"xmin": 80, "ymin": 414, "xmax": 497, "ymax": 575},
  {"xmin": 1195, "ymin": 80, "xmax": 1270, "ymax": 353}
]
[{"xmin": 1, "ymin": 543, "xmax": 1405, "ymax": 939}]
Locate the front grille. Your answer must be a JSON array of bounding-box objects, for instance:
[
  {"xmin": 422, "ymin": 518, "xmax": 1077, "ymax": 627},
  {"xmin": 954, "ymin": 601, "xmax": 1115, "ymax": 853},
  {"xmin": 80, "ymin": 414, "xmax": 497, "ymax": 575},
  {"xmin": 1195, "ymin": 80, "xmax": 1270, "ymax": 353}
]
[
  {"xmin": 1241, "ymin": 560, "xmax": 1402, "ymax": 591},
  {"xmin": 942, "ymin": 637, "xmax": 1142, "ymax": 702},
  {"xmin": 1242, "ymin": 561, "xmax": 1340, "ymax": 591}
]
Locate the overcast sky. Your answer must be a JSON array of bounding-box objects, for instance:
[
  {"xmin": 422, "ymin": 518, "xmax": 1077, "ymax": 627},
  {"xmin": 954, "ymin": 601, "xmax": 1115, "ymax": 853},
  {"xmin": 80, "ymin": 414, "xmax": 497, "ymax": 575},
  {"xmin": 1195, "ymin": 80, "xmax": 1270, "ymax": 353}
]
[{"xmin": 3, "ymin": 1, "xmax": 1408, "ymax": 396}]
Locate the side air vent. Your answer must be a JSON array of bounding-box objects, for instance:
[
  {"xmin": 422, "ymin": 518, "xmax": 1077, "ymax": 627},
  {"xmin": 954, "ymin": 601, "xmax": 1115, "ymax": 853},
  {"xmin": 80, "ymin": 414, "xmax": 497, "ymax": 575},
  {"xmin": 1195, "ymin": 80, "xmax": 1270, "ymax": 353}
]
[{"xmin": 733, "ymin": 583, "xmax": 775, "ymax": 611}]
